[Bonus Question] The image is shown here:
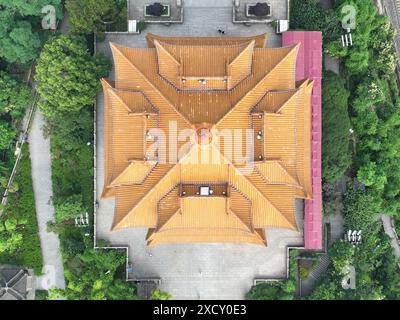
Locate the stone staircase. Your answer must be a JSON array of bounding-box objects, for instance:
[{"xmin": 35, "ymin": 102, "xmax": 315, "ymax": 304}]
[{"xmin": 299, "ymin": 254, "xmax": 331, "ymax": 296}]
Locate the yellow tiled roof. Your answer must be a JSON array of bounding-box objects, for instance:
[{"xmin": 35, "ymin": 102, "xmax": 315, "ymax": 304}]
[
  {"xmin": 146, "ymin": 32, "xmax": 268, "ymax": 48},
  {"xmin": 101, "ymin": 34, "xmax": 313, "ymax": 246}
]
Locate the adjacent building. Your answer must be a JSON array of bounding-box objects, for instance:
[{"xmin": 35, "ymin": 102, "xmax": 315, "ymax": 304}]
[{"xmin": 0, "ymin": 266, "xmax": 34, "ymax": 300}]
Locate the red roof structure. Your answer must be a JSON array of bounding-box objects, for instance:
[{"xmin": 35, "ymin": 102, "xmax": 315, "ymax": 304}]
[{"xmin": 282, "ymin": 31, "xmax": 322, "ymax": 250}]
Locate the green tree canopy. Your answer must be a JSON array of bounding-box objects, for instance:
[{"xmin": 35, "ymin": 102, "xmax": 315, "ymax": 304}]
[
  {"xmin": 246, "ymin": 280, "xmax": 296, "ymax": 300},
  {"xmin": 150, "ymin": 289, "xmax": 173, "ymax": 300},
  {"xmin": 0, "ymin": 71, "xmax": 30, "ymax": 120},
  {"xmin": 329, "ymin": 240, "xmax": 355, "ymax": 274},
  {"xmin": 65, "ymin": 0, "xmax": 119, "ymax": 34},
  {"xmin": 0, "ymin": 1, "xmax": 62, "ymax": 64},
  {"xmin": 343, "ymin": 185, "xmax": 380, "ymax": 234},
  {"xmin": 322, "ymin": 71, "xmax": 351, "ymax": 183},
  {"xmin": 0, "ymin": 0, "xmax": 62, "ymax": 17},
  {"xmin": 370, "ymin": 15, "xmax": 396, "ymax": 76},
  {"xmin": 54, "ymin": 195, "xmax": 85, "ymax": 223},
  {"xmin": 0, "ymin": 13, "xmax": 41, "ymax": 64},
  {"xmin": 0, "ymin": 121, "xmax": 16, "ymax": 150},
  {"xmin": 290, "ymin": 0, "xmax": 341, "ymax": 42},
  {"xmin": 333, "ymin": 0, "xmax": 378, "ymax": 74},
  {"xmin": 0, "ymin": 217, "xmax": 24, "ymax": 254},
  {"xmin": 50, "ymin": 249, "xmax": 137, "ymax": 300},
  {"xmin": 35, "ymin": 35, "xmax": 111, "ymax": 118}
]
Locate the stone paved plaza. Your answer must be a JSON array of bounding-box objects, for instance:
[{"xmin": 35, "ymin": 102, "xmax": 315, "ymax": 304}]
[{"xmin": 95, "ymin": 0, "xmax": 304, "ymax": 300}]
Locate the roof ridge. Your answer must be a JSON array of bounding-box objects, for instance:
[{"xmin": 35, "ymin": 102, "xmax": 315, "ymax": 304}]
[
  {"xmin": 112, "ymin": 163, "xmax": 178, "ymax": 230},
  {"xmin": 154, "ymin": 40, "xmax": 181, "ymax": 65},
  {"xmin": 158, "ymin": 40, "xmax": 252, "ymax": 49},
  {"xmin": 275, "ymin": 86, "xmax": 302, "ymax": 114},
  {"xmin": 156, "ymin": 184, "xmax": 180, "ymax": 230},
  {"xmin": 251, "ymin": 89, "xmax": 299, "ymax": 114},
  {"xmin": 229, "ymin": 40, "xmax": 255, "ymax": 65},
  {"xmin": 100, "ymin": 78, "xmax": 115, "ymax": 199},
  {"xmin": 216, "ymin": 44, "xmax": 300, "ymax": 127},
  {"xmin": 110, "ymin": 88, "xmax": 160, "ymax": 115},
  {"xmin": 254, "ymin": 161, "xmax": 300, "ymax": 187},
  {"xmin": 156, "ymin": 206, "xmax": 181, "ymax": 234},
  {"xmin": 154, "ymin": 197, "xmax": 256, "ymax": 235},
  {"xmin": 228, "ymin": 188, "xmax": 254, "ymax": 231},
  {"xmin": 295, "ymin": 79, "xmax": 314, "ymax": 198},
  {"xmin": 208, "ymin": 143, "xmax": 296, "ymax": 230},
  {"xmin": 146, "ymin": 32, "xmax": 268, "ymax": 48},
  {"xmin": 113, "ymin": 142, "xmax": 201, "ymax": 230},
  {"xmin": 227, "ymin": 208, "xmax": 255, "ymax": 234},
  {"xmin": 110, "ymin": 42, "xmax": 192, "ymax": 127},
  {"xmin": 233, "ymin": 165, "xmax": 296, "ymax": 230},
  {"xmin": 108, "ymin": 88, "xmax": 133, "ymax": 113},
  {"xmin": 109, "ymin": 160, "xmax": 157, "ymax": 187}
]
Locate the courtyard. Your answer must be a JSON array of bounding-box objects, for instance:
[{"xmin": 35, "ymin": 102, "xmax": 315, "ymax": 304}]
[{"xmin": 95, "ymin": 0, "xmax": 304, "ymax": 300}]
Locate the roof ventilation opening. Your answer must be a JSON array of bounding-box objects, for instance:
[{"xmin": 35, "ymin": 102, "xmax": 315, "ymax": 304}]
[
  {"xmin": 145, "ymin": 130, "xmax": 154, "ymax": 141},
  {"xmin": 199, "ymin": 186, "xmax": 212, "ymax": 196}
]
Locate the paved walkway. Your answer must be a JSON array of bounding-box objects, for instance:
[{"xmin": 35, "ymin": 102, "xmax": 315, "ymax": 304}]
[
  {"xmin": 29, "ymin": 109, "xmax": 65, "ymax": 291},
  {"xmin": 381, "ymin": 215, "xmax": 400, "ymax": 259},
  {"xmin": 325, "ymin": 213, "xmax": 344, "ymax": 245},
  {"xmin": 324, "ymin": 54, "xmax": 340, "ymax": 74},
  {"xmin": 382, "ymin": 0, "xmax": 400, "ymax": 71},
  {"xmin": 59, "ymin": 11, "xmax": 69, "ymax": 33}
]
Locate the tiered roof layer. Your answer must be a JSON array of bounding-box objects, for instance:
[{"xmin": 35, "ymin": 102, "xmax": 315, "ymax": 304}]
[{"xmin": 101, "ymin": 33, "xmax": 313, "ymax": 246}]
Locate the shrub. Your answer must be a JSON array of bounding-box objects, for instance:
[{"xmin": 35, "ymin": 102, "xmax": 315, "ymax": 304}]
[
  {"xmin": 299, "ymin": 260, "xmax": 318, "ymax": 280},
  {"xmin": 137, "ymin": 21, "xmax": 146, "ymax": 32},
  {"xmin": 35, "ymin": 290, "xmax": 49, "ymax": 300},
  {"xmin": 51, "ymin": 249, "xmax": 137, "ymax": 300},
  {"xmin": 0, "ymin": 71, "xmax": 30, "ymax": 121},
  {"xmin": 343, "ymin": 185, "xmax": 379, "ymax": 234},
  {"xmin": 290, "ymin": 0, "xmax": 341, "ymax": 43},
  {"xmin": 0, "ymin": 121, "xmax": 16, "ymax": 150},
  {"xmin": 66, "ymin": 0, "xmax": 120, "ymax": 34},
  {"xmin": 246, "ymin": 281, "xmax": 295, "ymax": 300},
  {"xmin": 54, "ymin": 195, "xmax": 85, "ymax": 223},
  {"xmin": 150, "ymin": 289, "xmax": 172, "ymax": 300}
]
